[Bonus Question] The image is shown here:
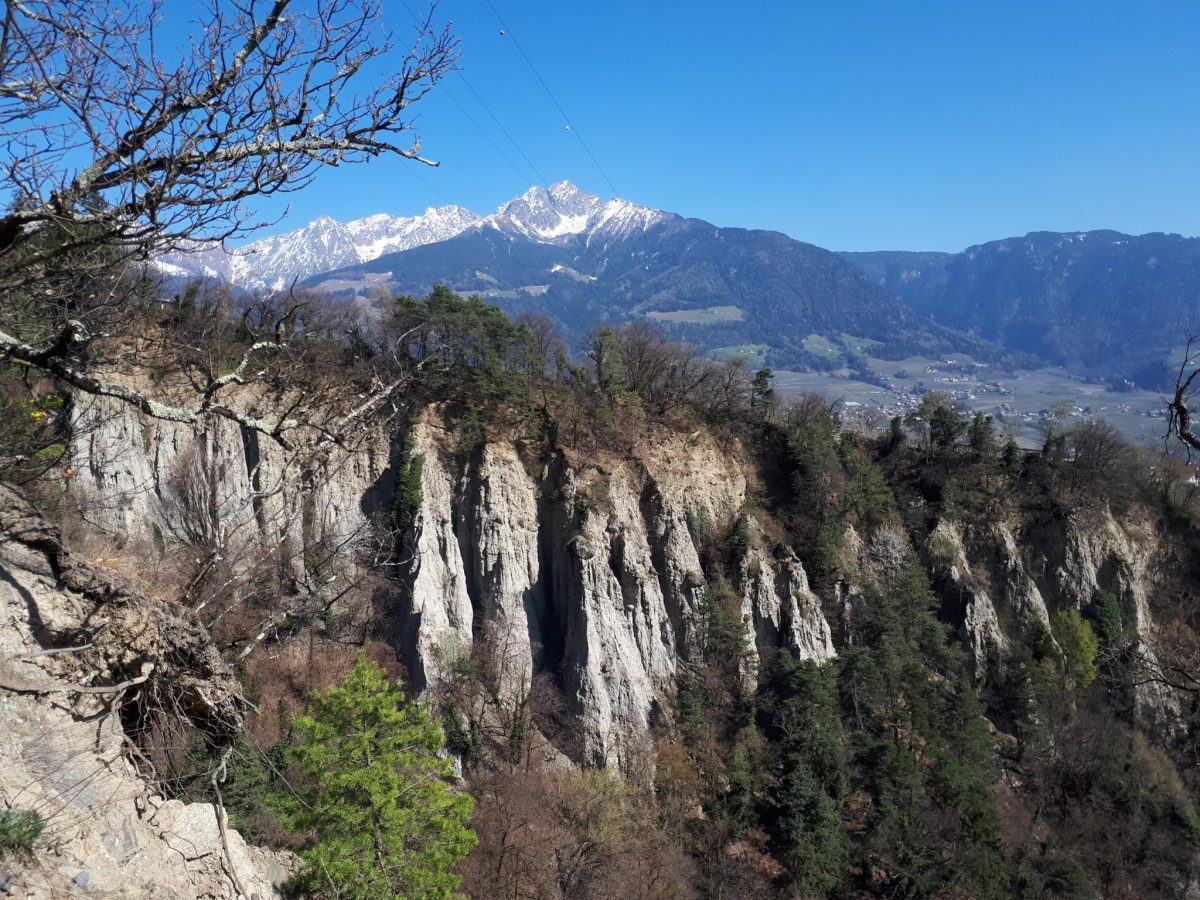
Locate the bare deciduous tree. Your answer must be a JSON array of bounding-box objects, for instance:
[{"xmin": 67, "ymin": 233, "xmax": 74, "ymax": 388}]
[
  {"xmin": 614, "ymin": 322, "xmax": 751, "ymax": 419},
  {"xmin": 0, "ymin": 0, "xmax": 457, "ymax": 442},
  {"xmin": 1064, "ymin": 419, "xmax": 1127, "ymax": 495},
  {"xmin": 1168, "ymin": 332, "xmax": 1200, "ymax": 457}
]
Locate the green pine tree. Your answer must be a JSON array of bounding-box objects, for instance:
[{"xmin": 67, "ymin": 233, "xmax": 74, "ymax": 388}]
[
  {"xmin": 1049, "ymin": 610, "xmax": 1100, "ymax": 692},
  {"xmin": 750, "ymin": 368, "xmax": 777, "ymax": 421},
  {"xmin": 391, "ymin": 433, "xmax": 426, "ymax": 532},
  {"xmin": 767, "ymin": 656, "xmax": 850, "ymax": 895},
  {"xmin": 276, "ymin": 653, "xmax": 476, "ymax": 899}
]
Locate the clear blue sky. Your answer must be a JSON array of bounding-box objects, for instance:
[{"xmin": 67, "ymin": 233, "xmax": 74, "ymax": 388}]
[{"xmin": 236, "ymin": 0, "xmax": 1200, "ymax": 251}]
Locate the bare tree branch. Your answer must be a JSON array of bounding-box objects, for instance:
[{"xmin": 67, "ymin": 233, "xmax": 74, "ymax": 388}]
[
  {"xmin": 1167, "ymin": 332, "xmax": 1200, "ymax": 457},
  {"xmin": 0, "ymin": 0, "xmax": 456, "ymax": 440},
  {"xmin": 0, "ymin": 318, "xmax": 305, "ymax": 444},
  {"xmin": 0, "ymin": 0, "xmax": 457, "ymax": 275}
]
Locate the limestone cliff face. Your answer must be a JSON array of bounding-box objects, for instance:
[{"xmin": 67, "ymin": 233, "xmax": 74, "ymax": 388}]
[
  {"xmin": 67, "ymin": 401, "xmax": 837, "ymax": 765},
  {"xmin": 739, "ymin": 537, "xmax": 834, "ymax": 666},
  {"xmin": 922, "ymin": 511, "xmax": 1178, "ymax": 721},
  {"xmin": 66, "ymin": 394, "xmax": 1191, "ymax": 752},
  {"xmin": 69, "ymin": 394, "xmax": 391, "ymax": 597},
  {"xmin": 394, "ymin": 420, "xmax": 835, "ymax": 765},
  {"xmin": 63, "ymin": 397, "xmax": 1188, "ymax": 748}
]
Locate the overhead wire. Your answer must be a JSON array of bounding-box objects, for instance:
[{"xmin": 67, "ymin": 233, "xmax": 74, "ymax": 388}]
[
  {"xmin": 397, "ymin": 0, "xmax": 545, "ymax": 192},
  {"xmin": 401, "ymin": 157, "xmax": 456, "ymax": 207},
  {"xmin": 454, "ymin": 74, "xmax": 552, "ymax": 190},
  {"xmin": 442, "ymin": 86, "xmax": 542, "ymax": 188},
  {"xmin": 482, "ymin": 0, "xmax": 620, "ymax": 197}
]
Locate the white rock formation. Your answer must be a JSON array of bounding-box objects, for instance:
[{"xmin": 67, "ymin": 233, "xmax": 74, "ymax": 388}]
[
  {"xmin": 921, "ymin": 511, "xmax": 1179, "ymax": 723},
  {"xmin": 67, "ymin": 401, "xmax": 837, "ymax": 765},
  {"xmin": 62, "ymin": 391, "xmax": 1188, "ymax": 751},
  {"xmin": 393, "ymin": 420, "xmax": 836, "ymax": 764}
]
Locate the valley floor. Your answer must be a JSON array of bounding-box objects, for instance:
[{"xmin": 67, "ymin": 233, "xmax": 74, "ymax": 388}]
[{"xmin": 773, "ymin": 357, "xmax": 1168, "ymax": 446}]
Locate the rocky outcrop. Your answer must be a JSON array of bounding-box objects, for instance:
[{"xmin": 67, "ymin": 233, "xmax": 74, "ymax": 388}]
[
  {"xmin": 68, "ymin": 396, "xmax": 839, "ymax": 766},
  {"xmin": 923, "ymin": 520, "xmax": 1011, "ymax": 673},
  {"xmin": 68, "ymin": 385, "xmax": 1194, "ymax": 758},
  {"xmin": 739, "ymin": 538, "xmax": 834, "ymax": 666},
  {"xmin": 68, "ymin": 393, "xmax": 391, "ymax": 598},
  {"xmin": 0, "ymin": 484, "xmax": 291, "ymax": 898},
  {"xmin": 1030, "ymin": 507, "xmax": 1180, "ymax": 722},
  {"xmin": 923, "ymin": 510, "xmax": 1180, "ymax": 722},
  {"xmin": 395, "ymin": 421, "xmax": 835, "ymax": 765},
  {"xmin": 62, "ymin": 388, "xmax": 1192, "ymax": 753}
]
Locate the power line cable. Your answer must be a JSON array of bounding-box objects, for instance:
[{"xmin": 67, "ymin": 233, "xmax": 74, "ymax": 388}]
[
  {"xmin": 443, "ymin": 85, "xmax": 541, "ymax": 188},
  {"xmin": 454, "ymin": 73, "xmax": 552, "ymax": 190},
  {"xmin": 402, "ymin": 158, "xmax": 455, "ymax": 207},
  {"xmin": 482, "ymin": 0, "xmax": 620, "ymax": 197},
  {"xmin": 397, "ymin": 1, "xmax": 540, "ymax": 190}
]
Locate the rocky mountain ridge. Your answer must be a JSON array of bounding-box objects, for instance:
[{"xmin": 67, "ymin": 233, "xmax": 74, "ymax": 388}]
[
  {"xmin": 60, "ymin": 393, "xmax": 1182, "ymax": 763},
  {"xmin": 159, "ymin": 180, "xmax": 668, "ymax": 293},
  {"xmin": 159, "ymin": 204, "xmax": 484, "ymax": 292},
  {"xmin": 159, "ymin": 180, "xmax": 990, "ymax": 370},
  {"xmin": 308, "ymin": 209, "xmax": 991, "ymax": 367}
]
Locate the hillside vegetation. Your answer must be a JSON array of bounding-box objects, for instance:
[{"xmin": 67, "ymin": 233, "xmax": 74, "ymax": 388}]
[
  {"xmin": 845, "ymin": 230, "xmax": 1200, "ymax": 387},
  {"xmin": 5, "ymin": 284, "xmax": 1200, "ymax": 898}
]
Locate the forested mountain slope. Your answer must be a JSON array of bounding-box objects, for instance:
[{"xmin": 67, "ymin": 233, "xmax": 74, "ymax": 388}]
[
  {"xmin": 311, "ymin": 212, "xmax": 1007, "ymax": 367},
  {"xmin": 844, "ymin": 230, "xmax": 1200, "ymax": 386}
]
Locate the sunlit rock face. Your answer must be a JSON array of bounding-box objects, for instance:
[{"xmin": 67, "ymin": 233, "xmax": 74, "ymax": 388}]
[
  {"xmin": 69, "ymin": 401, "xmax": 835, "ymax": 765},
  {"xmin": 393, "ymin": 418, "xmax": 834, "ymax": 765}
]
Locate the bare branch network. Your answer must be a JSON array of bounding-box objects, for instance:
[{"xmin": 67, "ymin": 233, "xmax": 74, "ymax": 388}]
[
  {"xmin": 1, "ymin": 0, "xmax": 456, "ymax": 268},
  {"xmin": 1168, "ymin": 332, "xmax": 1200, "ymax": 457},
  {"xmin": 0, "ymin": 0, "xmax": 457, "ymax": 441}
]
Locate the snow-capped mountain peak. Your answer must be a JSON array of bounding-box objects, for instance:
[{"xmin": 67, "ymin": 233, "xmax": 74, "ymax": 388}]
[
  {"xmin": 548, "ymin": 180, "xmax": 603, "ymax": 215},
  {"xmin": 586, "ymin": 197, "xmax": 671, "ymax": 244},
  {"xmin": 158, "ymin": 182, "xmax": 667, "ymax": 291},
  {"xmin": 228, "ymin": 217, "xmax": 360, "ymax": 290},
  {"xmin": 344, "ymin": 205, "xmax": 482, "ymax": 262},
  {"xmin": 485, "ymin": 180, "xmax": 666, "ymax": 245},
  {"xmin": 161, "ymin": 204, "xmax": 483, "ymax": 292},
  {"xmin": 489, "ymin": 183, "xmax": 600, "ymax": 241}
]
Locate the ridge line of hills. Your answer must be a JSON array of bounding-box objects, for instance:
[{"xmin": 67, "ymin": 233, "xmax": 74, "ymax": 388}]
[{"xmin": 161, "ymin": 181, "xmax": 1200, "ymax": 392}]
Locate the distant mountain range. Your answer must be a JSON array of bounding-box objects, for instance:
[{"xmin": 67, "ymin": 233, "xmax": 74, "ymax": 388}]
[
  {"xmin": 159, "ymin": 205, "xmax": 485, "ymax": 291},
  {"xmin": 298, "ymin": 182, "xmax": 998, "ymax": 366},
  {"xmin": 160, "ymin": 182, "xmax": 1200, "ymax": 386},
  {"xmin": 843, "ymin": 231, "xmax": 1200, "ymax": 387},
  {"xmin": 158, "ymin": 181, "xmax": 670, "ymax": 292}
]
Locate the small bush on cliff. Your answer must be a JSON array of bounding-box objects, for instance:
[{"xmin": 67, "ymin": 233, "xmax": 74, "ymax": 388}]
[
  {"xmin": 276, "ymin": 653, "xmax": 476, "ymax": 899},
  {"xmin": 0, "ymin": 808, "xmax": 44, "ymax": 858},
  {"xmin": 685, "ymin": 505, "xmax": 714, "ymax": 551},
  {"xmin": 1092, "ymin": 592, "xmax": 1128, "ymax": 649},
  {"xmin": 391, "ymin": 433, "xmax": 426, "ymax": 533},
  {"xmin": 1049, "ymin": 610, "xmax": 1100, "ymax": 692}
]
